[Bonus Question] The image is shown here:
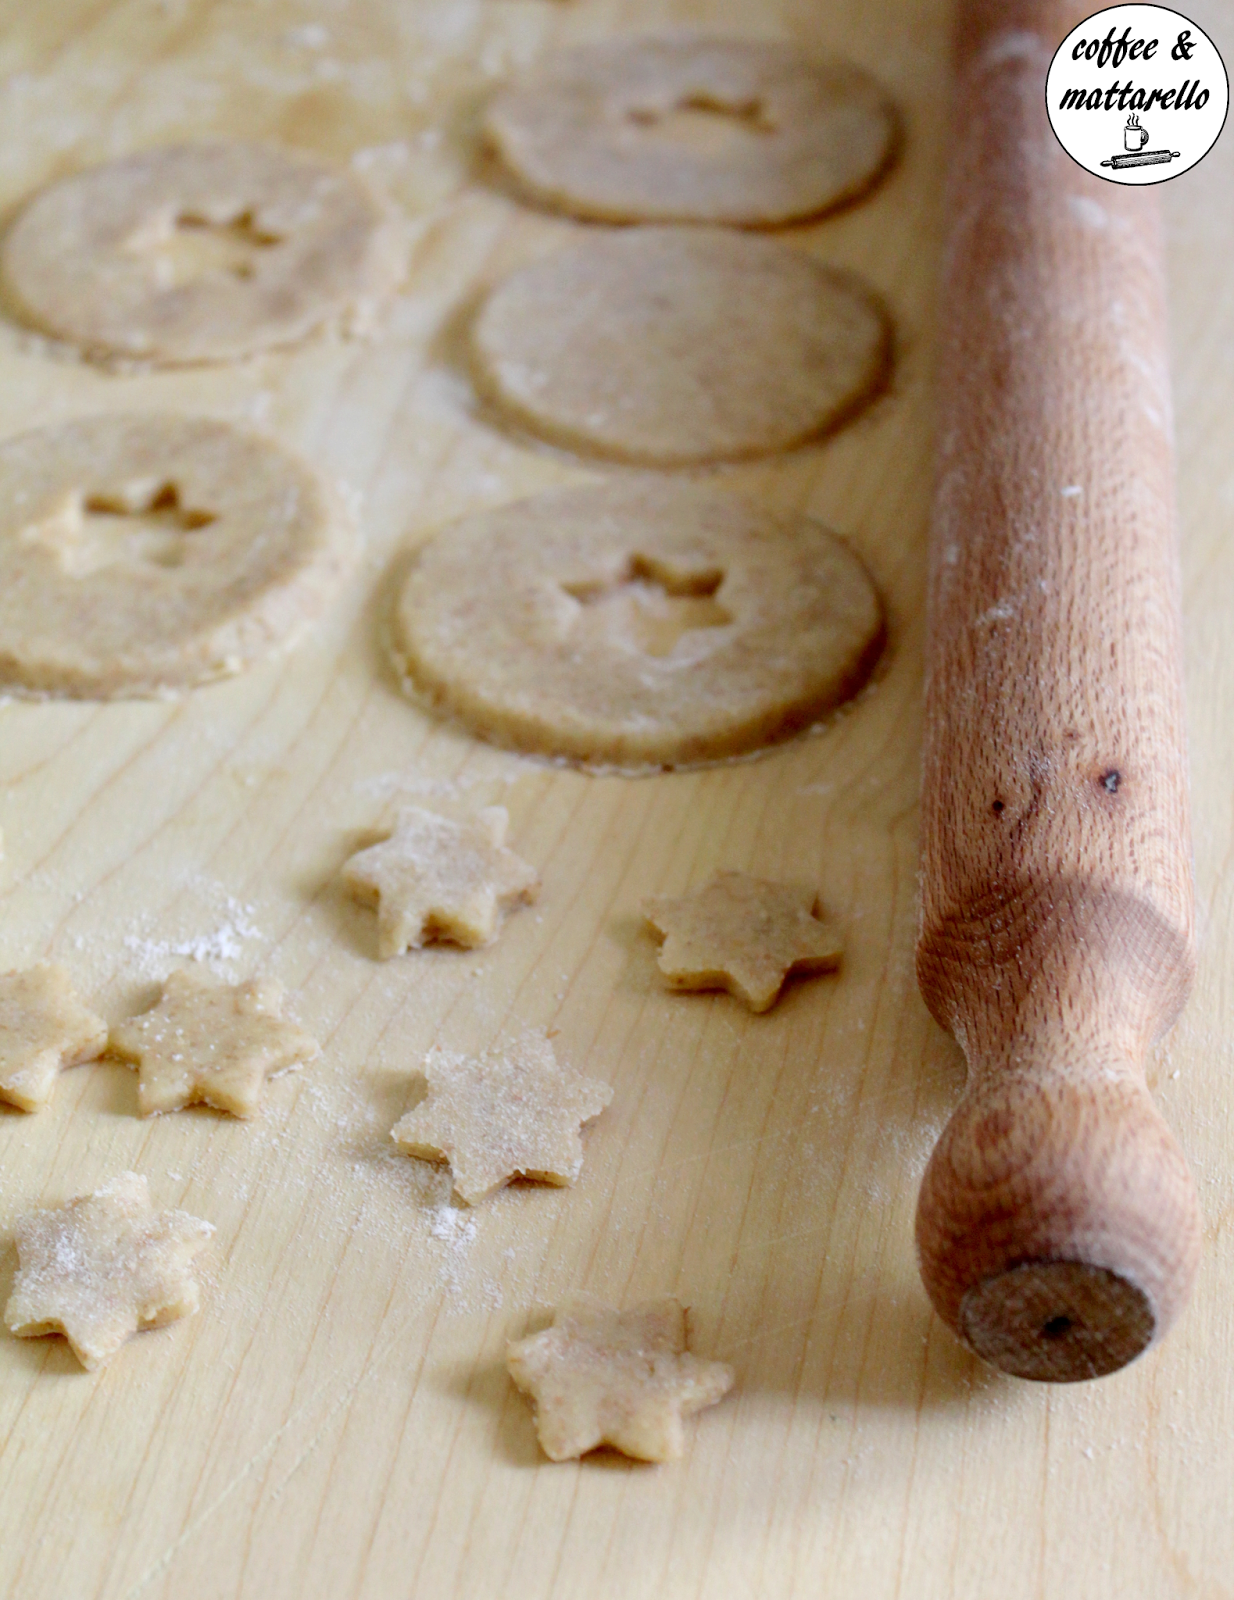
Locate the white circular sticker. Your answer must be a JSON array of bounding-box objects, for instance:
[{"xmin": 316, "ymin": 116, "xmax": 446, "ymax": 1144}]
[{"xmin": 1046, "ymin": 5, "xmax": 1227, "ymax": 183}]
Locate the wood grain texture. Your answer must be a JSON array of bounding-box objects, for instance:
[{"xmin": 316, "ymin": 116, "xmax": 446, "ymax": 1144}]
[
  {"xmin": 915, "ymin": 0, "xmax": 1201, "ymax": 1380},
  {"xmin": 0, "ymin": 2, "xmax": 1230, "ymax": 1597}
]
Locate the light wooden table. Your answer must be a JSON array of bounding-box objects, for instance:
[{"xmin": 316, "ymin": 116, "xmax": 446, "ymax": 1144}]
[{"xmin": 0, "ymin": 2, "xmax": 1230, "ymax": 1597}]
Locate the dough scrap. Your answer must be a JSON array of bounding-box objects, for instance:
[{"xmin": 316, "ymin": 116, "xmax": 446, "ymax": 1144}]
[
  {"xmin": 4, "ymin": 1172, "xmax": 213, "ymax": 1370},
  {"xmin": 507, "ymin": 1294, "xmax": 734, "ymax": 1462},
  {"xmin": 471, "ymin": 226, "xmax": 890, "ymax": 466},
  {"xmin": 0, "ymin": 963, "xmax": 108, "ymax": 1112},
  {"xmin": 342, "ymin": 805, "xmax": 539, "ymax": 958},
  {"xmin": 643, "ymin": 870, "xmax": 842, "ymax": 1012},
  {"xmin": 2, "ymin": 142, "xmax": 399, "ymax": 365},
  {"xmin": 0, "ymin": 412, "xmax": 355, "ymax": 699},
  {"xmin": 110, "ymin": 968, "xmax": 321, "ymax": 1118},
  {"xmin": 485, "ymin": 35, "xmax": 898, "ymax": 226},
  {"xmin": 391, "ymin": 1033, "xmax": 612, "ymax": 1204},
  {"xmin": 393, "ymin": 478, "xmax": 884, "ymax": 769}
]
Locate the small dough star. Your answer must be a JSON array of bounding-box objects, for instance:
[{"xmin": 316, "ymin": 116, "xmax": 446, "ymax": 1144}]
[
  {"xmin": 0, "ymin": 962, "xmax": 108, "ymax": 1112},
  {"xmin": 110, "ymin": 968, "xmax": 321, "ymax": 1117},
  {"xmin": 342, "ymin": 805, "xmax": 539, "ymax": 959},
  {"xmin": 4, "ymin": 1172, "xmax": 213, "ymax": 1370},
  {"xmin": 391, "ymin": 1032, "xmax": 612, "ymax": 1204},
  {"xmin": 642, "ymin": 870, "xmax": 842, "ymax": 1012},
  {"xmin": 507, "ymin": 1295, "xmax": 735, "ymax": 1462}
]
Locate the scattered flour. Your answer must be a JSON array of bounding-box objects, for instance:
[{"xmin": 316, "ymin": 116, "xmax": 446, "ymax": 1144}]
[
  {"xmin": 352, "ymin": 141, "xmax": 412, "ymax": 174},
  {"xmin": 117, "ymin": 885, "xmax": 262, "ymax": 981},
  {"xmin": 283, "ymin": 23, "xmax": 330, "ymax": 50},
  {"xmin": 429, "ymin": 1202, "xmax": 478, "ymax": 1251},
  {"xmin": 244, "ymin": 389, "xmax": 274, "ymax": 426},
  {"xmin": 335, "ymin": 479, "xmax": 365, "ymax": 523},
  {"xmin": 122, "ymin": 897, "xmax": 261, "ymax": 973},
  {"xmin": 352, "ymin": 763, "xmax": 528, "ymax": 821}
]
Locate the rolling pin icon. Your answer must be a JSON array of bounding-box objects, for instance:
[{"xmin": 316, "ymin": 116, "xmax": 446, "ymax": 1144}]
[
  {"xmin": 915, "ymin": 0, "xmax": 1202, "ymax": 1381},
  {"xmin": 1101, "ymin": 150, "xmax": 1182, "ymax": 168}
]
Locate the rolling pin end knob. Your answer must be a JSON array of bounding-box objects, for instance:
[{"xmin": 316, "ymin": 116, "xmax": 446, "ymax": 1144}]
[
  {"xmin": 915, "ymin": 1064, "xmax": 1201, "ymax": 1382},
  {"xmin": 957, "ymin": 1260, "xmax": 1155, "ymax": 1381}
]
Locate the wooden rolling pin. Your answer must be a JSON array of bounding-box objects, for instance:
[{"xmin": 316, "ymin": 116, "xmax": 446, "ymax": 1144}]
[{"xmin": 915, "ymin": 0, "xmax": 1202, "ymax": 1381}]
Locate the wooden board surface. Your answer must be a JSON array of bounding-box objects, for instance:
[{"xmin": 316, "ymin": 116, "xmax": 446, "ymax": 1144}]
[{"xmin": 0, "ymin": 2, "xmax": 1231, "ymax": 1597}]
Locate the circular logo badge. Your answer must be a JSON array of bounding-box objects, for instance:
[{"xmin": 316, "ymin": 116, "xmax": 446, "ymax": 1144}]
[{"xmin": 1046, "ymin": 5, "xmax": 1227, "ymax": 183}]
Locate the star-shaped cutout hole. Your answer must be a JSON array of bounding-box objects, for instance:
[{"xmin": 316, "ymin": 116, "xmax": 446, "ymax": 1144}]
[
  {"xmin": 126, "ymin": 205, "xmax": 284, "ymax": 289},
  {"xmin": 391, "ymin": 1032, "xmax": 612, "ymax": 1204},
  {"xmin": 507, "ymin": 1294, "xmax": 735, "ymax": 1461},
  {"xmin": 21, "ymin": 479, "xmax": 218, "ymax": 577},
  {"xmin": 342, "ymin": 805, "xmax": 539, "ymax": 959},
  {"xmin": 642, "ymin": 870, "xmax": 843, "ymax": 1012},
  {"xmin": 562, "ymin": 554, "xmax": 732, "ymax": 658},
  {"xmin": 625, "ymin": 92, "xmax": 778, "ymax": 152},
  {"xmin": 0, "ymin": 962, "xmax": 108, "ymax": 1112},
  {"xmin": 110, "ymin": 968, "xmax": 321, "ymax": 1117},
  {"xmin": 4, "ymin": 1172, "xmax": 213, "ymax": 1370}
]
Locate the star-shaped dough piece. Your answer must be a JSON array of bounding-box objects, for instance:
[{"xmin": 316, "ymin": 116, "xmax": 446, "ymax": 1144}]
[
  {"xmin": 0, "ymin": 962, "xmax": 108, "ymax": 1112},
  {"xmin": 391, "ymin": 1032, "xmax": 612, "ymax": 1204},
  {"xmin": 642, "ymin": 870, "xmax": 842, "ymax": 1012},
  {"xmin": 342, "ymin": 805, "xmax": 540, "ymax": 958},
  {"xmin": 507, "ymin": 1294, "xmax": 735, "ymax": 1462},
  {"xmin": 4, "ymin": 1172, "xmax": 213, "ymax": 1370},
  {"xmin": 109, "ymin": 968, "xmax": 321, "ymax": 1117}
]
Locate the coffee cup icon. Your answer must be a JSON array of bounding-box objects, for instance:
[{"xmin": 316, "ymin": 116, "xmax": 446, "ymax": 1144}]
[{"xmin": 1125, "ymin": 114, "xmax": 1150, "ymax": 151}]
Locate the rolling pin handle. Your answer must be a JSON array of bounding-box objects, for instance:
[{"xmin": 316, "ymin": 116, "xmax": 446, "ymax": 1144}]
[{"xmin": 915, "ymin": 1012, "xmax": 1201, "ymax": 1380}]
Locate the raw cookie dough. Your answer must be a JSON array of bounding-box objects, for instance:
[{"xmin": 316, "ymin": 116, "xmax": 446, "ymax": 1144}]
[
  {"xmin": 342, "ymin": 805, "xmax": 539, "ymax": 958},
  {"xmin": 485, "ymin": 35, "xmax": 898, "ymax": 226},
  {"xmin": 110, "ymin": 968, "xmax": 321, "ymax": 1117},
  {"xmin": 391, "ymin": 1033, "xmax": 613, "ymax": 1204},
  {"xmin": 507, "ymin": 1295, "xmax": 735, "ymax": 1462},
  {"xmin": 393, "ymin": 478, "xmax": 884, "ymax": 769},
  {"xmin": 0, "ymin": 962, "xmax": 108, "ymax": 1112},
  {"xmin": 0, "ymin": 412, "xmax": 355, "ymax": 698},
  {"xmin": 2, "ymin": 142, "xmax": 399, "ymax": 365},
  {"xmin": 4, "ymin": 1172, "xmax": 213, "ymax": 1370},
  {"xmin": 643, "ymin": 871, "xmax": 842, "ymax": 1012},
  {"xmin": 470, "ymin": 226, "xmax": 890, "ymax": 466}
]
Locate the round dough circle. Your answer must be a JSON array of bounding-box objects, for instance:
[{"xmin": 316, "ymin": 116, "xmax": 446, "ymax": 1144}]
[
  {"xmin": 2, "ymin": 143, "xmax": 398, "ymax": 364},
  {"xmin": 471, "ymin": 227, "xmax": 890, "ymax": 467},
  {"xmin": 392, "ymin": 478, "xmax": 884, "ymax": 769},
  {"xmin": 0, "ymin": 413, "xmax": 355, "ymax": 698},
  {"xmin": 484, "ymin": 36, "xmax": 899, "ymax": 226}
]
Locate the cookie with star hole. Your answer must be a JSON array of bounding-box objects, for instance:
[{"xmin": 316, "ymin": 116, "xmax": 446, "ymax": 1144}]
[
  {"xmin": 643, "ymin": 870, "xmax": 843, "ymax": 1012},
  {"xmin": 507, "ymin": 1294, "xmax": 734, "ymax": 1462},
  {"xmin": 110, "ymin": 968, "xmax": 321, "ymax": 1118},
  {"xmin": 391, "ymin": 1032, "xmax": 612, "ymax": 1204},
  {"xmin": 342, "ymin": 805, "xmax": 539, "ymax": 958},
  {"xmin": 0, "ymin": 413, "xmax": 355, "ymax": 698},
  {"xmin": 485, "ymin": 35, "xmax": 898, "ymax": 226},
  {"xmin": 0, "ymin": 962, "xmax": 108, "ymax": 1112},
  {"xmin": 392, "ymin": 478, "xmax": 884, "ymax": 769},
  {"xmin": 4, "ymin": 1172, "xmax": 213, "ymax": 1370},
  {"xmin": 2, "ymin": 142, "xmax": 401, "ymax": 365}
]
